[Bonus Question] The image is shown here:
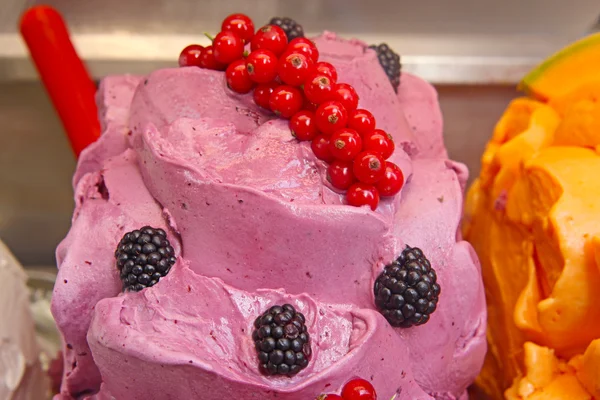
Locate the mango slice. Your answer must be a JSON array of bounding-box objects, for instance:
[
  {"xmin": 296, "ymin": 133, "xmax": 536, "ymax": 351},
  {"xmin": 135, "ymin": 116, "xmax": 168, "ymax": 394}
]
[{"xmin": 519, "ymin": 32, "xmax": 600, "ymax": 102}]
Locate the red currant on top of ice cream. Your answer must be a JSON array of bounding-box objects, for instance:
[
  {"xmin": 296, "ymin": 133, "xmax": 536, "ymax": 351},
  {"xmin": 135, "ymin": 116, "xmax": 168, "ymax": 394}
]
[
  {"xmin": 221, "ymin": 13, "xmax": 255, "ymax": 43},
  {"xmin": 353, "ymin": 151, "xmax": 386, "ymax": 184},
  {"xmin": 304, "ymin": 73, "xmax": 335, "ymax": 105},
  {"xmin": 278, "ymin": 51, "xmax": 315, "ymax": 86},
  {"xmin": 341, "ymin": 378, "xmax": 378, "ymax": 400},
  {"xmin": 269, "ymin": 85, "xmax": 303, "ymax": 118},
  {"xmin": 253, "ymin": 82, "xmax": 279, "ymax": 110},
  {"xmin": 290, "ymin": 110, "xmax": 318, "ymax": 141},
  {"xmin": 311, "ymin": 135, "xmax": 335, "ymax": 163},
  {"xmin": 316, "ymin": 378, "xmax": 378, "ymax": 400},
  {"xmin": 198, "ymin": 46, "xmax": 226, "ymax": 70},
  {"xmin": 213, "ymin": 30, "xmax": 245, "ymax": 64},
  {"xmin": 363, "ymin": 129, "xmax": 395, "ymax": 160},
  {"xmin": 251, "ymin": 25, "xmax": 288, "ymax": 56},
  {"xmin": 246, "ymin": 49, "xmax": 279, "ymax": 83},
  {"xmin": 347, "ymin": 183, "xmax": 380, "ymax": 211},
  {"xmin": 329, "ymin": 128, "xmax": 363, "ymax": 161},
  {"xmin": 327, "ymin": 161, "xmax": 356, "ymax": 190},
  {"xmin": 348, "ymin": 109, "xmax": 376, "ymax": 137},
  {"xmin": 225, "ymin": 59, "xmax": 254, "ymax": 94},
  {"xmin": 177, "ymin": 13, "xmax": 406, "ymax": 210},
  {"xmin": 332, "ymin": 83, "xmax": 359, "ymax": 113},
  {"xmin": 315, "ymin": 61, "xmax": 338, "ymax": 82},
  {"xmin": 377, "ymin": 162, "xmax": 404, "ymax": 196},
  {"xmin": 315, "ymin": 101, "xmax": 349, "ymax": 135},
  {"xmin": 286, "ymin": 37, "xmax": 319, "ymax": 63},
  {"xmin": 178, "ymin": 44, "xmax": 204, "ymax": 67}
]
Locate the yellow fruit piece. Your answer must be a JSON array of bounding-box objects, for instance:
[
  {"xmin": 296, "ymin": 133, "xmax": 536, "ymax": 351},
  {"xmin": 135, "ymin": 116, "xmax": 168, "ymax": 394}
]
[{"xmin": 519, "ymin": 32, "xmax": 600, "ymax": 101}]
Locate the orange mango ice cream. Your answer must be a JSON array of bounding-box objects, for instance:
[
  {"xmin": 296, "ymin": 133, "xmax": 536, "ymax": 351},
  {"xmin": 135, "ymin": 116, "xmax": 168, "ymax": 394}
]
[{"xmin": 463, "ymin": 33, "xmax": 600, "ymax": 400}]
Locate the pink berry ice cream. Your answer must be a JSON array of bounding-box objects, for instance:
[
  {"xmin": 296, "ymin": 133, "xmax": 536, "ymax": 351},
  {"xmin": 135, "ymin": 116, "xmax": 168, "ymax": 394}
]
[{"xmin": 51, "ymin": 32, "xmax": 486, "ymax": 399}]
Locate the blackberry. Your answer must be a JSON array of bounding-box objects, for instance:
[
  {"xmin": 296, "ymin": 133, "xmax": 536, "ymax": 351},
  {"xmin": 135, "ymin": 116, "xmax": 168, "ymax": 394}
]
[
  {"xmin": 374, "ymin": 246, "xmax": 440, "ymax": 327},
  {"xmin": 252, "ymin": 304, "xmax": 311, "ymax": 376},
  {"xmin": 114, "ymin": 226, "xmax": 176, "ymax": 292},
  {"xmin": 369, "ymin": 43, "xmax": 401, "ymax": 93},
  {"xmin": 268, "ymin": 17, "xmax": 304, "ymax": 41}
]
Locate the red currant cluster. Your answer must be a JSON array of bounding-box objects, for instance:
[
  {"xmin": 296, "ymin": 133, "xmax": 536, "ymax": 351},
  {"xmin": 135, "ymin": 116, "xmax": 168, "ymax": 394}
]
[
  {"xmin": 178, "ymin": 14, "xmax": 404, "ymax": 211},
  {"xmin": 318, "ymin": 378, "xmax": 378, "ymax": 400}
]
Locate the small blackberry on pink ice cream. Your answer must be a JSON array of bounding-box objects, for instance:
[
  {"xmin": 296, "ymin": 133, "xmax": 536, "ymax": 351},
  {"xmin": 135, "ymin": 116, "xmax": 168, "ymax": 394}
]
[
  {"xmin": 374, "ymin": 246, "xmax": 440, "ymax": 327},
  {"xmin": 114, "ymin": 226, "xmax": 176, "ymax": 292},
  {"xmin": 252, "ymin": 304, "xmax": 311, "ymax": 376}
]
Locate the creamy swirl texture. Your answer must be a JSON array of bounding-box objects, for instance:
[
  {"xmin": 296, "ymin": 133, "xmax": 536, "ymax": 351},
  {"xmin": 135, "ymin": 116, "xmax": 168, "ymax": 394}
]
[{"xmin": 51, "ymin": 33, "xmax": 486, "ymax": 400}]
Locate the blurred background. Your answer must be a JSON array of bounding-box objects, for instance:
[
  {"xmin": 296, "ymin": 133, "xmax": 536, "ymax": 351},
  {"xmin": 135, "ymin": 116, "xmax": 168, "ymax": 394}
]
[{"xmin": 1, "ymin": 0, "xmax": 600, "ymax": 267}]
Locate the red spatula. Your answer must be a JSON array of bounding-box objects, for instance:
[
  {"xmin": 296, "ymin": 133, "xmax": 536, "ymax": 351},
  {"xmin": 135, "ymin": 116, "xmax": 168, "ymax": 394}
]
[{"xmin": 20, "ymin": 5, "xmax": 100, "ymax": 157}]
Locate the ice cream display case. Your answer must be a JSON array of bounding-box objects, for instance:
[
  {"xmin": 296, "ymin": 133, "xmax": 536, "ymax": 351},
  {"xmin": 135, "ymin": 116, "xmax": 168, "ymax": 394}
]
[{"xmin": 1, "ymin": 1, "xmax": 600, "ymax": 399}]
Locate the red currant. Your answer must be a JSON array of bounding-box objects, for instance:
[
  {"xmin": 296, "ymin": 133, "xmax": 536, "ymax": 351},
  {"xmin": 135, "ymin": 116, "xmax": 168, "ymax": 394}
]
[
  {"xmin": 226, "ymin": 59, "xmax": 254, "ymax": 94},
  {"xmin": 327, "ymin": 161, "xmax": 355, "ymax": 190},
  {"xmin": 363, "ymin": 129, "xmax": 395, "ymax": 159},
  {"xmin": 253, "ymin": 82, "xmax": 279, "ymax": 109},
  {"xmin": 221, "ymin": 13, "xmax": 255, "ymax": 43},
  {"xmin": 199, "ymin": 46, "xmax": 226, "ymax": 70},
  {"xmin": 178, "ymin": 44, "xmax": 204, "ymax": 67},
  {"xmin": 348, "ymin": 109, "xmax": 376, "ymax": 137},
  {"xmin": 251, "ymin": 25, "xmax": 288, "ymax": 56},
  {"xmin": 346, "ymin": 184, "xmax": 380, "ymax": 211},
  {"xmin": 213, "ymin": 31, "xmax": 245, "ymax": 65},
  {"xmin": 315, "ymin": 61, "xmax": 338, "ymax": 82},
  {"xmin": 317, "ymin": 394, "xmax": 344, "ymax": 400},
  {"xmin": 329, "ymin": 128, "xmax": 363, "ymax": 161},
  {"xmin": 332, "ymin": 83, "xmax": 359, "ymax": 112},
  {"xmin": 290, "ymin": 110, "xmax": 318, "ymax": 141},
  {"xmin": 341, "ymin": 379, "xmax": 378, "ymax": 400},
  {"xmin": 377, "ymin": 162, "xmax": 404, "ymax": 196},
  {"xmin": 278, "ymin": 52, "xmax": 315, "ymax": 86},
  {"xmin": 311, "ymin": 135, "xmax": 335, "ymax": 163},
  {"xmin": 286, "ymin": 37, "xmax": 319, "ymax": 63},
  {"xmin": 353, "ymin": 151, "xmax": 386, "ymax": 184},
  {"xmin": 315, "ymin": 101, "xmax": 348, "ymax": 135},
  {"xmin": 246, "ymin": 49, "xmax": 278, "ymax": 83},
  {"xmin": 269, "ymin": 85, "xmax": 303, "ymax": 118},
  {"xmin": 304, "ymin": 74, "xmax": 335, "ymax": 105}
]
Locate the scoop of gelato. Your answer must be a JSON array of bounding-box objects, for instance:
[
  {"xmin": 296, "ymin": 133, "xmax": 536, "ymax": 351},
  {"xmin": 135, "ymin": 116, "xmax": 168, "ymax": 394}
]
[
  {"xmin": 464, "ymin": 87, "xmax": 600, "ymax": 398},
  {"xmin": 0, "ymin": 240, "xmax": 48, "ymax": 399},
  {"xmin": 51, "ymin": 33, "xmax": 486, "ymax": 399}
]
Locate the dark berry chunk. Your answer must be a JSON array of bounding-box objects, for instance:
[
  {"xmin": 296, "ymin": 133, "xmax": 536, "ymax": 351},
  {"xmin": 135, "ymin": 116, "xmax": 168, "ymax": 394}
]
[
  {"xmin": 368, "ymin": 43, "xmax": 401, "ymax": 93},
  {"xmin": 374, "ymin": 246, "xmax": 440, "ymax": 327},
  {"xmin": 268, "ymin": 17, "xmax": 304, "ymax": 41},
  {"xmin": 252, "ymin": 303, "xmax": 311, "ymax": 377},
  {"xmin": 114, "ymin": 226, "xmax": 176, "ymax": 292}
]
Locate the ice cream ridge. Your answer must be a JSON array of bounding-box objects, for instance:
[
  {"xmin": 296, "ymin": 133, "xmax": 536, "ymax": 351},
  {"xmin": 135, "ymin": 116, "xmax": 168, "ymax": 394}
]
[
  {"xmin": 464, "ymin": 32, "xmax": 600, "ymax": 400},
  {"xmin": 51, "ymin": 13, "xmax": 486, "ymax": 400}
]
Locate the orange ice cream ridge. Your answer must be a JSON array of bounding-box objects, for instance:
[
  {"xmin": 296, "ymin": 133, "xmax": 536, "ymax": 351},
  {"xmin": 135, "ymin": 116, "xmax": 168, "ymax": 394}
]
[{"xmin": 464, "ymin": 32, "xmax": 600, "ymax": 399}]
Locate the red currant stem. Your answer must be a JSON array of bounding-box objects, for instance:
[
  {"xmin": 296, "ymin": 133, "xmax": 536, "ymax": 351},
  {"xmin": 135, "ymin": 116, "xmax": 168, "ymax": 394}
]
[
  {"xmin": 204, "ymin": 32, "xmax": 215, "ymax": 41},
  {"xmin": 243, "ymin": 50, "xmax": 250, "ymax": 57}
]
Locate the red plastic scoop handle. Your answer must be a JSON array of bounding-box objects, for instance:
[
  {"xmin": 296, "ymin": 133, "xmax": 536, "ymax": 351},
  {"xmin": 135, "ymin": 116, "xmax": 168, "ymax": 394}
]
[{"xmin": 20, "ymin": 5, "xmax": 100, "ymax": 157}]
